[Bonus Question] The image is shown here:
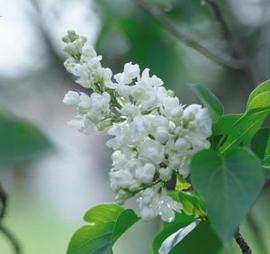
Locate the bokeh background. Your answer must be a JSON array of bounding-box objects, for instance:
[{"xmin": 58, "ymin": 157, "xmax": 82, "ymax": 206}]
[{"xmin": 0, "ymin": 0, "xmax": 270, "ymax": 253}]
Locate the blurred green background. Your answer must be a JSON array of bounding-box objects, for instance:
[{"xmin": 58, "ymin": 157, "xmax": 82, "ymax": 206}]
[{"xmin": 0, "ymin": 0, "xmax": 270, "ymax": 253}]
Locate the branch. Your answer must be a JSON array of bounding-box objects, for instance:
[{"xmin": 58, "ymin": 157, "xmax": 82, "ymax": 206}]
[
  {"xmin": 234, "ymin": 227, "xmax": 252, "ymax": 254},
  {"xmin": 0, "ymin": 183, "xmax": 7, "ymax": 219},
  {"xmin": 135, "ymin": 0, "xmax": 244, "ymax": 70},
  {"xmin": 0, "ymin": 224, "xmax": 22, "ymax": 254},
  {"xmin": 0, "ymin": 183, "xmax": 22, "ymax": 254},
  {"xmin": 28, "ymin": 0, "xmax": 77, "ymax": 86},
  {"xmin": 204, "ymin": 0, "xmax": 257, "ymax": 87},
  {"xmin": 205, "ymin": 1, "xmax": 235, "ymax": 50}
]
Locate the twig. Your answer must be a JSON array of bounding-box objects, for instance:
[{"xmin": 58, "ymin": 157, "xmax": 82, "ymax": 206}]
[
  {"xmin": 28, "ymin": 0, "xmax": 77, "ymax": 86},
  {"xmin": 0, "ymin": 182, "xmax": 7, "ymax": 219},
  {"xmin": 135, "ymin": 0, "xmax": 244, "ymax": 70},
  {"xmin": 204, "ymin": 0, "xmax": 257, "ymax": 87},
  {"xmin": 234, "ymin": 227, "xmax": 252, "ymax": 254},
  {"xmin": 205, "ymin": 0, "xmax": 237, "ymax": 55},
  {"xmin": 0, "ymin": 224, "xmax": 22, "ymax": 254},
  {"xmin": 0, "ymin": 182, "xmax": 22, "ymax": 254}
]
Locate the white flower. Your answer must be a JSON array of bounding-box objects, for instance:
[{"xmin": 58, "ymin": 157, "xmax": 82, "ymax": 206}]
[
  {"xmin": 183, "ymin": 104, "xmax": 201, "ymax": 121},
  {"xmin": 168, "ymin": 153, "xmax": 181, "ymax": 169},
  {"xmin": 183, "ymin": 104, "xmax": 212, "ymax": 138},
  {"xmin": 102, "ymin": 68, "xmax": 115, "ymax": 88},
  {"xmin": 160, "ymin": 96, "xmax": 183, "ymax": 121},
  {"xmin": 121, "ymin": 103, "xmax": 140, "ymax": 119},
  {"xmin": 132, "ymin": 72, "xmax": 165, "ymax": 111},
  {"xmin": 138, "ymin": 139, "xmax": 165, "ymax": 164},
  {"xmin": 81, "ymin": 44, "xmax": 99, "ymax": 62},
  {"xmin": 90, "ymin": 92, "xmax": 111, "ymax": 112},
  {"xmin": 159, "ymin": 167, "xmax": 173, "ymax": 181},
  {"xmin": 63, "ymin": 91, "xmax": 80, "ymax": 105},
  {"xmin": 128, "ymin": 115, "xmax": 151, "ymax": 144},
  {"xmin": 148, "ymin": 115, "xmax": 170, "ymax": 143},
  {"xmin": 78, "ymin": 92, "xmax": 91, "ymax": 112},
  {"xmin": 67, "ymin": 116, "xmax": 97, "ymax": 134},
  {"xmin": 62, "ymin": 31, "xmax": 213, "ymax": 222},
  {"xmin": 107, "ymin": 123, "xmax": 130, "ymax": 149},
  {"xmin": 138, "ymin": 68, "xmax": 163, "ymax": 87},
  {"xmin": 157, "ymin": 195, "xmax": 182, "ymax": 222},
  {"xmin": 110, "ymin": 169, "xmax": 134, "ymax": 189},
  {"xmin": 114, "ymin": 62, "xmax": 140, "ymax": 85},
  {"xmin": 137, "ymin": 187, "xmax": 182, "ymax": 222},
  {"xmin": 175, "ymin": 138, "xmax": 190, "ymax": 151},
  {"xmin": 135, "ymin": 163, "xmax": 156, "ymax": 184},
  {"xmin": 179, "ymin": 155, "xmax": 192, "ymax": 178},
  {"xmin": 111, "ymin": 150, "xmax": 126, "ymax": 167},
  {"xmin": 63, "ymin": 30, "xmax": 86, "ymax": 58},
  {"xmin": 114, "ymin": 189, "xmax": 130, "ymax": 205}
]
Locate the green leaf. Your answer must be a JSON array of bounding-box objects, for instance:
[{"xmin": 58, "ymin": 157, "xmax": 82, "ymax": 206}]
[
  {"xmin": 189, "ymin": 84, "xmax": 224, "ymax": 122},
  {"xmin": 0, "ymin": 113, "xmax": 53, "ymax": 166},
  {"xmin": 190, "ymin": 148, "xmax": 264, "ymax": 242},
  {"xmin": 67, "ymin": 203, "xmax": 139, "ymax": 254},
  {"xmin": 213, "ymin": 114, "xmax": 242, "ymax": 136},
  {"xmin": 152, "ymin": 213, "xmax": 221, "ymax": 254},
  {"xmin": 219, "ymin": 108, "xmax": 270, "ymax": 154},
  {"xmin": 177, "ymin": 192, "xmax": 207, "ymax": 217},
  {"xmin": 251, "ymin": 128, "xmax": 270, "ymax": 160},
  {"xmin": 175, "ymin": 175, "xmax": 191, "ymax": 191},
  {"xmin": 247, "ymin": 80, "xmax": 270, "ymax": 107},
  {"xmin": 169, "ymin": 191, "xmax": 207, "ymax": 217},
  {"xmin": 247, "ymin": 91, "xmax": 270, "ymax": 110}
]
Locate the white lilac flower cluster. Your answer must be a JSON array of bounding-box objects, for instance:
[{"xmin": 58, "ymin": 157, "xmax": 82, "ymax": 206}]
[{"xmin": 62, "ymin": 31, "xmax": 212, "ymax": 222}]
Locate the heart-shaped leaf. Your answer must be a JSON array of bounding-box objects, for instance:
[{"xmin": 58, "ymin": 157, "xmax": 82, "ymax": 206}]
[
  {"xmin": 67, "ymin": 203, "xmax": 139, "ymax": 254},
  {"xmin": 190, "ymin": 148, "xmax": 264, "ymax": 242}
]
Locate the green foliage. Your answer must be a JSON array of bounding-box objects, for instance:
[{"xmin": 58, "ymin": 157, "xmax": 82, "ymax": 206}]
[
  {"xmin": 152, "ymin": 213, "xmax": 221, "ymax": 254},
  {"xmin": 218, "ymin": 108, "xmax": 270, "ymax": 153},
  {"xmin": 247, "ymin": 80, "xmax": 270, "ymax": 107},
  {"xmin": 251, "ymin": 128, "xmax": 270, "ymax": 161},
  {"xmin": 247, "ymin": 91, "xmax": 270, "ymax": 110},
  {"xmin": 213, "ymin": 114, "xmax": 242, "ymax": 136},
  {"xmin": 175, "ymin": 175, "xmax": 191, "ymax": 191},
  {"xmin": 67, "ymin": 203, "xmax": 139, "ymax": 254},
  {"xmin": 177, "ymin": 192, "xmax": 206, "ymax": 218},
  {"xmin": 251, "ymin": 128, "xmax": 270, "ymax": 177},
  {"xmin": 0, "ymin": 112, "xmax": 53, "ymax": 166},
  {"xmin": 190, "ymin": 83, "xmax": 224, "ymax": 122},
  {"xmin": 211, "ymin": 80, "xmax": 270, "ymax": 154},
  {"xmin": 190, "ymin": 148, "xmax": 264, "ymax": 242},
  {"xmin": 169, "ymin": 191, "xmax": 207, "ymax": 218}
]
